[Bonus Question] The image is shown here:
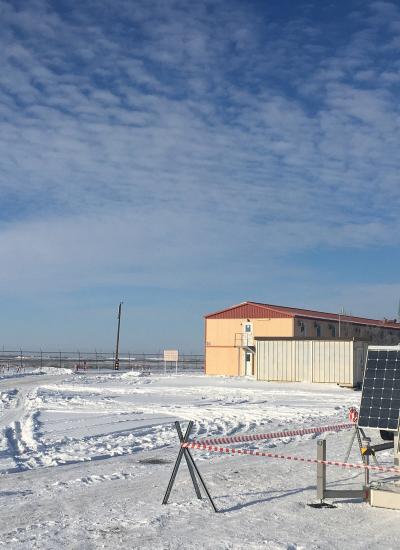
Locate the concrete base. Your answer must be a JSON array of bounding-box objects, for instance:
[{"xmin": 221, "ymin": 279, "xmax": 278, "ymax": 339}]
[{"xmin": 369, "ymin": 482, "xmax": 400, "ymax": 511}]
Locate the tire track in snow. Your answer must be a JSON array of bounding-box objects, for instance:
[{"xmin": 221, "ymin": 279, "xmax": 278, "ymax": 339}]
[
  {"xmin": 2, "ymin": 393, "xmax": 44, "ymax": 471},
  {"xmin": 0, "ymin": 375, "xmax": 66, "ymax": 471}
]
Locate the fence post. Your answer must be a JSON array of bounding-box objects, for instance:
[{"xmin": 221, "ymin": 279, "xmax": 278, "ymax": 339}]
[{"xmin": 316, "ymin": 440, "xmax": 326, "ymax": 501}]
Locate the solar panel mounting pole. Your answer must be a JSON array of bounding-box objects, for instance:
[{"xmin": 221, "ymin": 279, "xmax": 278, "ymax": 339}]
[{"xmin": 114, "ymin": 302, "xmax": 123, "ymax": 371}]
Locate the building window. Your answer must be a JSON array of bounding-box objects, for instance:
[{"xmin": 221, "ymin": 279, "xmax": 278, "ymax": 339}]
[
  {"xmin": 298, "ymin": 321, "xmax": 306, "ymax": 335},
  {"xmin": 315, "ymin": 324, "xmax": 321, "ymax": 337}
]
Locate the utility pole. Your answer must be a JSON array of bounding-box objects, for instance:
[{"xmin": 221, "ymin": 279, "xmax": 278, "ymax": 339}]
[{"xmin": 114, "ymin": 302, "xmax": 123, "ymax": 371}]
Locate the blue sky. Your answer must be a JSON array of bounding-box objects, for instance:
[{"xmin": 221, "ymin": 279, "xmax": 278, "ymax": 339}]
[{"xmin": 1, "ymin": 0, "xmax": 400, "ymax": 352}]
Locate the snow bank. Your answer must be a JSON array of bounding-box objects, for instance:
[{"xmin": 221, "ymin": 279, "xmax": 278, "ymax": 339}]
[
  {"xmin": 121, "ymin": 370, "xmax": 151, "ymax": 379},
  {"xmin": 34, "ymin": 367, "xmax": 73, "ymax": 375}
]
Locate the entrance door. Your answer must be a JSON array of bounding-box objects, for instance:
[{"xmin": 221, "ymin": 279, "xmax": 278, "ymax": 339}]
[{"xmin": 245, "ymin": 351, "xmax": 253, "ymax": 376}]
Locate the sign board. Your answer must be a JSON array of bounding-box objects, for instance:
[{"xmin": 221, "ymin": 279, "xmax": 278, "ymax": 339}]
[{"xmin": 164, "ymin": 350, "xmax": 178, "ymax": 362}]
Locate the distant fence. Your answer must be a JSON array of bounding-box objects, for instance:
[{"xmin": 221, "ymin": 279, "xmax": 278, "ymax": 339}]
[{"xmin": 0, "ymin": 350, "xmax": 204, "ymax": 373}]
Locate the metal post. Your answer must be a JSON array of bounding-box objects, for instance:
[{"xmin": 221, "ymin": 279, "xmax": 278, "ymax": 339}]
[
  {"xmin": 317, "ymin": 440, "xmax": 326, "ymax": 502},
  {"xmin": 364, "ymin": 444, "xmax": 370, "ymax": 492}
]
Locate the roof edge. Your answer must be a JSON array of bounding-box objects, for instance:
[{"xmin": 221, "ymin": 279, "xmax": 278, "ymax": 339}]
[{"xmin": 204, "ymin": 301, "xmax": 295, "ymax": 319}]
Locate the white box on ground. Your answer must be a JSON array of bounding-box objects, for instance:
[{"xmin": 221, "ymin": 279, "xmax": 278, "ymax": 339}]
[{"xmin": 369, "ymin": 483, "xmax": 400, "ymax": 510}]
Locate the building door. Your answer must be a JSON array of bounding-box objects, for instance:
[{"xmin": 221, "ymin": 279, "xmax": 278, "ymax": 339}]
[{"xmin": 245, "ymin": 351, "xmax": 253, "ymax": 376}]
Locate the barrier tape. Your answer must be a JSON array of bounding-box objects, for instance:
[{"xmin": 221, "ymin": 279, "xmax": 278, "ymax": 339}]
[
  {"xmin": 348, "ymin": 407, "xmax": 359, "ymax": 423},
  {"xmin": 192, "ymin": 422, "xmax": 354, "ymax": 446},
  {"xmin": 182, "ymin": 442, "xmax": 400, "ymax": 474}
]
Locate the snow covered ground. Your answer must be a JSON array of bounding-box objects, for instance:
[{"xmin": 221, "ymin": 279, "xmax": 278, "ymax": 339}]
[{"xmin": 0, "ymin": 370, "xmax": 399, "ymax": 549}]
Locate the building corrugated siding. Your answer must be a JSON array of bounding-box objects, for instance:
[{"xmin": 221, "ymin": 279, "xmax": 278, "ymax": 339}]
[{"xmin": 256, "ymin": 339, "xmax": 368, "ymax": 386}]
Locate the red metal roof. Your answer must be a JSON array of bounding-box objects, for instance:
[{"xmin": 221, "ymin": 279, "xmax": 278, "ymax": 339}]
[
  {"xmin": 205, "ymin": 302, "xmax": 292, "ymax": 320},
  {"xmin": 205, "ymin": 301, "xmax": 400, "ymax": 330}
]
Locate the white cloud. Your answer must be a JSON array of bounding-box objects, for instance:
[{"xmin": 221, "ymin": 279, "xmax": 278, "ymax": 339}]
[{"xmin": 0, "ymin": 0, "xmax": 400, "ymax": 304}]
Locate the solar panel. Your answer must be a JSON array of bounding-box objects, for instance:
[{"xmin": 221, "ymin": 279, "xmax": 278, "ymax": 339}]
[{"xmin": 358, "ymin": 346, "xmax": 400, "ymax": 431}]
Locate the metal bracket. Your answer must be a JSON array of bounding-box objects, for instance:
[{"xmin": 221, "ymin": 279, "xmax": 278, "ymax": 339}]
[
  {"xmin": 162, "ymin": 421, "xmax": 218, "ymax": 512},
  {"xmin": 314, "ymin": 439, "xmax": 366, "ymax": 507}
]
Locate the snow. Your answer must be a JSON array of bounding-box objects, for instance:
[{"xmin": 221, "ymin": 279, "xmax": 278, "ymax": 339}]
[{"xmin": 0, "ymin": 371, "xmax": 399, "ymax": 549}]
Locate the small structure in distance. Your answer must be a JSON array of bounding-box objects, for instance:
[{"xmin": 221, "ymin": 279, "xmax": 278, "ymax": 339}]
[{"xmin": 164, "ymin": 349, "xmax": 179, "ymax": 375}]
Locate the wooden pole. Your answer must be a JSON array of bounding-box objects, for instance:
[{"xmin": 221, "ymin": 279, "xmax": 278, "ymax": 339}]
[{"xmin": 114, "ymin": 302, "xmax": 123, "ymax": 371}]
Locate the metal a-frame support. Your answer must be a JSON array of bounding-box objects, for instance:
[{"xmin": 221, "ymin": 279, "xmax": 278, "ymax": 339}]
[
  {"xmin": 314, "ymin": 439, "xmax": 366, "ymax": 506},
  {"xmin": 312, "ymin": 426, "xmax": 396, "ymax": 508},
  {"xmin": 162, "ymin": 421, "xmax": 218, "ymax": 512},
  {"xmin": 343, "ymin": 425, "xmax": 374, "ymax": 465}
]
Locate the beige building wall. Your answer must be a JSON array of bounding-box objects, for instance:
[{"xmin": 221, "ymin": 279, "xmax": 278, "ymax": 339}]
[
  {"xmin": 205, "ymin": 347, "xmax": 240, "ymax": 376},
  {"xmin": 205, "ymin": 317, "xmax": 294, "ymax": 375},
  {"xmin": 206, "ymin": 318, "xmax": 294, "ymax": 346}
]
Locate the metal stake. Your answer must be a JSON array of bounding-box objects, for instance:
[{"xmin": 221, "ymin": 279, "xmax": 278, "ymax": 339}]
[
  {"xmin": 175, "ymin": 422, "xmax": 202, "ymax": 500},
  {"xmin": 184, "ymin": 448, "xmax": 218, "ymax": 512},
  {"xmin": 163, "ymin": 422, "xmax": 194, "ymax": 505},
  {"xmin": 162, "ymin": 421, "xmax": 218, "ymax": 512}
]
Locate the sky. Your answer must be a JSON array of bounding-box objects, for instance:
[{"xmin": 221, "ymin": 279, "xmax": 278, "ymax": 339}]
[{"xmin": 1, "ymin": 0, "xmax": 400, "ymax": 352}]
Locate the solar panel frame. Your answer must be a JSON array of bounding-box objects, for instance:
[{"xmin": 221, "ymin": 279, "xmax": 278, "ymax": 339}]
[{"xmin": 358, "ymin": 345, "xmax": 400, "ymax": 432}]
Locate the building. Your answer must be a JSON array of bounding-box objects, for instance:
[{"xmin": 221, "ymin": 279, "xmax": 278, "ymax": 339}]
[{"xmin": 205, "ymin": 301, "xmax": 400, "ymax": 386}]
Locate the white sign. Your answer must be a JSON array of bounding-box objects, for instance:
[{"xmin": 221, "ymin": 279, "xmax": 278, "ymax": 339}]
[{"xmin": 164, "ymin": 349, "xmax": 178, "ymax": 362}]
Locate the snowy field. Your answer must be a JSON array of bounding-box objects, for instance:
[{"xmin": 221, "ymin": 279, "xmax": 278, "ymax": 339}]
[{"xmin": 0, "ymin": 369, "xmax": 399, "ymax": 549}]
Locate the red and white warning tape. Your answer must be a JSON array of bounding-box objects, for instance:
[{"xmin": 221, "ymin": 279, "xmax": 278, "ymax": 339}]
[
  {"xmin": 193, "ymin": 422, "xmax": 354, "ymax": 446},
  {"xmin": 182, "ymin": 441, "xmax": 400, "ymax": 474}
]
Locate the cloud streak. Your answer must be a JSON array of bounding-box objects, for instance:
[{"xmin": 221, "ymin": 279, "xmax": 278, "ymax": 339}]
[{"xmin": 1, "ymin": 0, "xmax": 400, "ymax": 346}]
